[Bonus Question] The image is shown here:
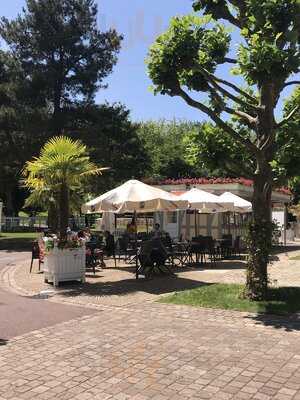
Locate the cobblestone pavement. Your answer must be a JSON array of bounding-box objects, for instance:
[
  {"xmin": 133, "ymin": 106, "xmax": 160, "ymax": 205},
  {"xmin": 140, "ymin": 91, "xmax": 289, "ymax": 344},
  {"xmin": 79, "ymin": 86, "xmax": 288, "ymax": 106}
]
[
  {"xmin": 1, "ymin": 302, "xmax": 300, "ymax": 400},
  {"xmin": 1, "ymin": 249, "xmax": 300, "ymax": 399}
]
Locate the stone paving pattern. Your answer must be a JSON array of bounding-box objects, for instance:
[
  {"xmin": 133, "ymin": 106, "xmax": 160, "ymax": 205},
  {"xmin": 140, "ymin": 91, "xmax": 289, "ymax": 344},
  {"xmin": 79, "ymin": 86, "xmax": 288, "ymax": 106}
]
[
  {"xmin": 1, "ymin": 247, "xmax": 300, "ymax": 399},
  {"xmin": 1, "ymin": 302, "xmax": 300, "ymax": 400}
]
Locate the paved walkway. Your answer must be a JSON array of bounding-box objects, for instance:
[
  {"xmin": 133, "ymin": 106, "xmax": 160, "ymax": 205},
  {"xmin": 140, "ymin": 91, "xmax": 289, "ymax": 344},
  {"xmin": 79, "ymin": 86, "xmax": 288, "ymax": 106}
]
[
  {"xmin": 1, "ymin": 302, "xmax": 300, "ymax": 399},
  {"xmin": 1, "ymin": 250, "xmax": 300, "ymax": 399},
  {"xmin": 0, "ymin": 251, "xmax": 96, "ymax": 340}
]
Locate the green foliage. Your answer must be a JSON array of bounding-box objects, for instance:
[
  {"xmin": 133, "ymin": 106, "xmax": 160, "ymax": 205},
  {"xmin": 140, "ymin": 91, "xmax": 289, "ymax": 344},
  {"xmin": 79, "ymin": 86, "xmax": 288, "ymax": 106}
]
[
  {"xmin": 70, "ymin": 103, "xmax": 149, "ymax": 193},
  {"xmin": 0, "ymin": 0, "xmax": 125, "ymax": 215},
  {"xmin": 0, "ymin": 51, "xmax": 49, "ymax": 215},
  {"xmin": 244, "ymin": 220, "xmax": 274, "ymax": 300},
  {"xmin": 160, "ymin": 283, "xmax": 300, "ymax": 315},
  {"xmin": 192, "ymin": 1, "xmax": 300, "ymax": 84},
  {"xmin": 23, "ymin": 136, "xmax": 106, "ymax": 237},
  {"xmin": 137, "ymin": 120, "xmax": 205, "ymax": 179},
  {"xmin": 147, "ymin": 0, "xmax": 300, "ymax": 299},
  {"xmin": 147, "ymin": 15, "xmax": 230, "ymax": 95},
  {"xmin": 0, "ymin": 0, "xmax": 122, "ymax": 131},
  {"xmin": 149, "ymin": 1, "xmax": 300, "ymax": 92},
  {"xmin": 185, "ymin": 118, "xmax": 300, "ymax": 185},
  {"xmin": 184, "ymin": 122, "xmax": 255, "ymax": 178},
  {"xmin": 24, "ymin": 136, "xmax": 105, "ymax": 192}
]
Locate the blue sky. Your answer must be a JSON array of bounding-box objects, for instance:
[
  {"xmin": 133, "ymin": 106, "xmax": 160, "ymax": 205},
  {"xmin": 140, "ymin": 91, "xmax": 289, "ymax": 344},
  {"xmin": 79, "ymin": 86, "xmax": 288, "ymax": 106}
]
[
  {"xmin": 2, "ymin": 0, "xmax": 208, "ymax": 121},
  {"xmin": 2, "ymin": 1, "xmax": 294, "ymax": 122}
]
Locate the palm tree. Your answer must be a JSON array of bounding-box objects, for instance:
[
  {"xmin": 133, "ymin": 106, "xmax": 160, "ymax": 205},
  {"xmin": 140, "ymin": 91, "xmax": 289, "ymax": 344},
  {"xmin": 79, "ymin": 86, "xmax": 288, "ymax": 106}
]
[{"xmin": 23, "ymin": 136, "xmax": 107, "ymax": 239}]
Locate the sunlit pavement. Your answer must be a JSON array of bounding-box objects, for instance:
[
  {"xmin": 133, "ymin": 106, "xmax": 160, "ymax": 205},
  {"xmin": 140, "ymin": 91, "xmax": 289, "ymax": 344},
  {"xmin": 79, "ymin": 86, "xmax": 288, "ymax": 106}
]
[{"xmin": 0, "ymin": 251, "xmax": 300, "ymax": 399}]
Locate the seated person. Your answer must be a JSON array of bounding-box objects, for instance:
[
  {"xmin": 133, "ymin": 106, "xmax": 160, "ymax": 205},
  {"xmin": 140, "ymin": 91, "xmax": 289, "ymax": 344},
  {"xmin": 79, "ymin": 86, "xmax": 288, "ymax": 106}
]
[
  {"xmin": 83, "ymin": 227, "xmax": 92, "ymax": 241},
  {"xmin": 152, "ymin": 223, "xmax": 163, "ymax": 238},
  {"xmin": 126, "ymin": 222, "xmax": 136, "ymax": 234},
  {"xmin": 77, "ymin": 230, "xmax": 86, "ymax": 240},
  {"xmin": 150, "ymin": 238, "xmax": 168, "ymax": 266},
  {"xmin": 138, "ymin": 238, "xmax": 168, "ymax": 276}
]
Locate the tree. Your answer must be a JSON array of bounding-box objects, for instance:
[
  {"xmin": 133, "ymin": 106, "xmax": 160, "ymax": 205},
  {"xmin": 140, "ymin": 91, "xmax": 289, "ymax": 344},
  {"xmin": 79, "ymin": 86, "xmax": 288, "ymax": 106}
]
[
  {"xmin": 137, "ymin": 120, "xmax": 205, "ymax": 179},
  {"xmin": 0, "ymin": 50, "xmax": 49, "ymax": 215},
  {"xmin": 183, "ymin": 122, "xmax": 254, "ymax": 178},
  {"xmin": 68, "ymin": 103, "xmax": 150, "ymax": 192},
  {"xmin": 1, "ymin": 0, "xmax": 122, "ymax": 134},
  {"xmin": 185, "ymin": 120, "xmax": 300, "ymax": 185},
  {"xmin": 147, "ymin": 1, "xmax": 300, "ymax": 299},
  {"xmin": 23, "ymin": 136, "xmax": 106, "ymax": 239}
]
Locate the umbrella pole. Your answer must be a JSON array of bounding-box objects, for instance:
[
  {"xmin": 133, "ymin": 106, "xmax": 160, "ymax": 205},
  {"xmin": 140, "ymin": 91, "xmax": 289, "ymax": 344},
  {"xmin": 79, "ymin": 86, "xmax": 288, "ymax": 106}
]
[
  {"xmin": 194, "ymin": 209, "xmax": 198, "ymax": 237},
  {"xmin": 134, "ymin": 211, "xmax": 139, "ymax": 279},
  {"xmin": 228, "ymin": 212, "xmax": 231, "ymax": 235}
]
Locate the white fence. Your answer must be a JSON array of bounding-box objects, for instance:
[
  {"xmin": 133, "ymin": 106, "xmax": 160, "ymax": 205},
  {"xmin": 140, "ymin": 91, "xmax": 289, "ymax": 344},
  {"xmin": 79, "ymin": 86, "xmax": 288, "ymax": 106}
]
[{"xmin": 1, "ymin": 216, "xmax": 86, "ymax": 232}]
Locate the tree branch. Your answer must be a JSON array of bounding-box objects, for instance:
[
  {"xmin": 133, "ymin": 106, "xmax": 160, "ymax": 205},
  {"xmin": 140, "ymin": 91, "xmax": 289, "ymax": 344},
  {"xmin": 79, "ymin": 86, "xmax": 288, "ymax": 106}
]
[
  {"xmin": 283, "ymin": 81, "xmax": 300, "ymax": 89},
  {"xmin": 224, "ymin": 160, "xmax": 254, "ymax": 179},
  {"xmin": 175, "ymin": 86, "xmax": 259, "ymax": 155},
  {"xmin": 276, "ymin": 106, "xmax": 300, "ymax": 128},
  {"xmin": 212, "ymin": 74, "xmax": 258, "ymax": 105},
  {"xmin": 207, "ymin": 84, "xmax": 257, "ymax": 127},
  {"xmin": 204, "ymin": 71, "xmax": 259, "ymax": 115},
  {"xmin": 224, "ymin": 57, "xmax": 237, "ymax": 64}
]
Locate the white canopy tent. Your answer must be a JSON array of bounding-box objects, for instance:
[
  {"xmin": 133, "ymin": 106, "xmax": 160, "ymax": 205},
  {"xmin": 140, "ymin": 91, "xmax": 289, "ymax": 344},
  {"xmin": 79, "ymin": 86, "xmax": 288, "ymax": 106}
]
[
  {"xmin": 82, "ymin": 179, "xmax": 188, "ymax": 214},
  {"xmin": 218, "ymin": 192, "xmax": 252, "ymax": 213},
  {"xmin": 178, "ymin": 188, "xmax": 234, "ymax": 213}
]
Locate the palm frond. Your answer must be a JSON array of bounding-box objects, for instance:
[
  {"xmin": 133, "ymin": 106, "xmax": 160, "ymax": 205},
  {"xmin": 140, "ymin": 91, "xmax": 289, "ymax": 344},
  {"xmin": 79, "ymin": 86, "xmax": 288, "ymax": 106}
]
[{"xmin": 23, "ymin": 135, "xmax": 108, "ymax": 211}]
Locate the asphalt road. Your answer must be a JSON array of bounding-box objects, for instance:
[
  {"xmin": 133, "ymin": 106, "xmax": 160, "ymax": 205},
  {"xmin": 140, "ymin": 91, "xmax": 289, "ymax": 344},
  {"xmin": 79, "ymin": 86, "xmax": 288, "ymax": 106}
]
[{"xmin": 0, "ymin": 251, "xmax": 96, "ymax": 340}]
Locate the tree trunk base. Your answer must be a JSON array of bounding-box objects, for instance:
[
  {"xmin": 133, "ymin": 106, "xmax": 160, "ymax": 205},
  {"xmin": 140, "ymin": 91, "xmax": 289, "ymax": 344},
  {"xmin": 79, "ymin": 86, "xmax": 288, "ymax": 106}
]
[{"xmin": 244, "ymin": 220, "xmax": 273, "ymax": 301}]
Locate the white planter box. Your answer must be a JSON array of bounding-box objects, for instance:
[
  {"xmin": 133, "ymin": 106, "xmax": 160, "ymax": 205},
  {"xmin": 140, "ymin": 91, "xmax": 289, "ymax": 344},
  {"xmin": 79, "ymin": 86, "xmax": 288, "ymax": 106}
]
[{"xmin": 43, "ymin": 246, "xmax": 86, "ymax": 287}]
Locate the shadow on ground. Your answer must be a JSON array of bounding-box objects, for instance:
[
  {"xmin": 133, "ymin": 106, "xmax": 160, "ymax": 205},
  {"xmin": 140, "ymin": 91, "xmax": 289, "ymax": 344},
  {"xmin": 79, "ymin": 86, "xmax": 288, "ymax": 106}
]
[
  {"xmin": 53, "ymin": 275, "xmax": 208, "ymax": 299},
  {"xmin": 244, "ymin": 313, "xmax": 300, "ymax": 332},
  {"xmin": 0, "ymin": 339, "xmax": 8, "ymax": 346},
  {"xmin": 272, "ymin": 245, "xmax": 300, "ymax": 256},
  {"xmin": 243, "ymin": 286, "xmax": 300, "ymax": 332},
  {"xmin": 0, "ymin": 238, "xmax": 33, "ymax": 252}
]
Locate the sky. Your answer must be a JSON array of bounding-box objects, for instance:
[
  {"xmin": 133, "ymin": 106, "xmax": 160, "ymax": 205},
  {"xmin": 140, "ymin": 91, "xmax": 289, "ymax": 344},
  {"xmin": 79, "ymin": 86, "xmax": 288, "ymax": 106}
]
[
  {"xmin": 1, "ymin": 1, "xmax": 294, "ymax": 122},
  {"xmin": 2, "ymin": 0, "xmax": 209, "ymax": 122}
]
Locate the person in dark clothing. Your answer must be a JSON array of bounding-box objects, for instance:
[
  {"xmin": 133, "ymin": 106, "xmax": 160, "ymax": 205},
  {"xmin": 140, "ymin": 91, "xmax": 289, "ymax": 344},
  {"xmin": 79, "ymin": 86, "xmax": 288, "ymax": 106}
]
[{"xmin": 104, "ymin": 231, "xmax": 115, "ymax": 256}]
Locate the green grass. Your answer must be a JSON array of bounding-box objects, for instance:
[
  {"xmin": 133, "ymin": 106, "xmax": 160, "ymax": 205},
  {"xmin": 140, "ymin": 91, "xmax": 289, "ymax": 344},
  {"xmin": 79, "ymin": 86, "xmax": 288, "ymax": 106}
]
[
  {"xmin": 160, "ymin": 284, "xmax": 300, "ymax": 315},
  {"xmin": 0, "ymin": 232, "xmax": 38, "ymax": 250},
  {"xmin": 18, "ymin": 211, "xmax": 48, "ymax": 217}
]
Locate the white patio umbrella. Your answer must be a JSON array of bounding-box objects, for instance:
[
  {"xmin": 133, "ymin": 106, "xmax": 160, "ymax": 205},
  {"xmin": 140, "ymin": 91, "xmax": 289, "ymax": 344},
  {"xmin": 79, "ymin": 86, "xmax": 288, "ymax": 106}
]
[
  {"xmin": 219, "ymin": 192, "xmax": 252, "ymax": 213},
  {"xmin": 178, "ymin": 188, "xmax": 234, "ymax": 213},
  {"xmin": 95, "ymin": 211, "xmax": 115, "ymax": 232},
  {"xmin": 82, "ymin": 180, "xmax": 188, "ymax": 277},
  {"xmin": 82, "ymin": 179, "xmax": 188, "ymax": 214},
  {"xmin": 178, "ymin": 188, "xmax": 234, "ymax": 236}
]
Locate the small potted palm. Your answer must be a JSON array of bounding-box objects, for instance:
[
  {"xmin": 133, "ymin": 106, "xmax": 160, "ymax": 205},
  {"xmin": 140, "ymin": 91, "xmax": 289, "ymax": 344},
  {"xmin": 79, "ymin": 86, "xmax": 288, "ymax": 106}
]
[{"xmin": 23, "ymin": 136, "xmax": 106, "ymax": 286}]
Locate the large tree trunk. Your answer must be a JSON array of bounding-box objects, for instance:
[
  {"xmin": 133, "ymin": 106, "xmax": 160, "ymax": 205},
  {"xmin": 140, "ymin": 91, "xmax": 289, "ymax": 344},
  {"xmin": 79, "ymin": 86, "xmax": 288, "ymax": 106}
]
[
  {"xmin": 59, "ymin": 183, "xmax": 69, "ymax": 240},
  {"xmin": 245, "ymin": 162, "xmax": 273, "ymax": 300},
  {"xmin": 4, "ymin": 185, "xmax": 14, "ymax": 216},
  {"xmin": 48, "ymin": 202, "xmax": 58, "ymax": 232}
]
